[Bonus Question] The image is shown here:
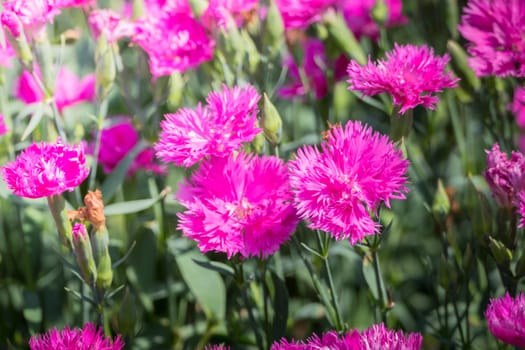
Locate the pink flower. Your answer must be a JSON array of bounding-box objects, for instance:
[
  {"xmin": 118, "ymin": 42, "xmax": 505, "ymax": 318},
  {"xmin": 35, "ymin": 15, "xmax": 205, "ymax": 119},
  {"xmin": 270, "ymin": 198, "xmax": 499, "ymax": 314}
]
[
  {"xmin": 88, "ymin": 9, "xmax": 136, "ymax": 43},
  {"xmin": 1, "ymin": 139, "xmax": 89, "ymax": 199},
  {"xmin": 155, "ymin": 84, "xmax": 261, "ymax": 167},
  {"xmin": 205, "ymin": 346, "xmax": 230, "ymax": 350},
  {"xmin": 1, "ymin": 0, "xmax": 60, "ymax": 39},
  {"xmin": 96, "ymin": 119, "xmax": 167, "ymax": 175},
  {"xmin": 512, "ymin": 86, "xmax": 525, "ymax": 129},
  {"xmin": 360, "ymin": 323, "xmax": 423, "ymax": 349},
  {"xmin": 288, "ymin": 121, "xmax": 409, "ymax": 244},
  {"xmin": 485, "ymin": 293, "xmax": 525, "ymax": 348},
  {"xmin": 132, "ymin": 7, "xmax": 215, "ymax": 77},
  {"xmin": 0, "ymin": 40, "xmax": 15, "ymax": 67},
  {"xmin": 55, "ymin": 0, "xmax": 95, "ymax": 8},
  {"xmin": 176, "ymin": 152, "xmax": 299, "ymax": 258},
  {"xmin": 272, "ymin": 330, "xmax": 361, "ymax": 349},
  {"xmin": 0, "ymin": 114, "xmax": 9, "ymax": 135},
  {"xmin": 516, "ymin": 191, "xmax": 525, "ymax": 228},
  {"xmin": 458, "ymin": 0, "xmax": 525, "ymax": 77},
  {"xmin": 338, "ymin": 0, "xmax": 406, "ymax": 40},
  {"xmin": 201, "ymin": 0, "xmax": 259, "ymax": 29},
  {"xmin": 16, "ymin": 66, "xmax": 95, "ymax": 112},
  {"xmin": 278, "ymin": 39, "xmax": 329, "ymax": 100},
  {"xmin": 484, "ymin": 143, "xmax": 525, "ymax": 208},
  {"xmin": 276, "ymin": 0, "xmax": 337, "ymax": 29},
  {"xmin": 347, "ymin": 44, "xmax": 459, "ymax": 114},
  {"xmin": 29, "ymin": 323, "xmax": 124, "ymax": 350}
]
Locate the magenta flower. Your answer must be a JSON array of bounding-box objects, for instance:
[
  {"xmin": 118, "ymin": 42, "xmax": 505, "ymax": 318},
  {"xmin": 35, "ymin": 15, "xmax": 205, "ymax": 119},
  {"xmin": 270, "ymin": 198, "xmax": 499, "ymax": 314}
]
[
  {"xmin": 16, "ymin": 66, "xmax": 95, "ymax": 112},
  {"xmin": 458, "ymin": 0, "xmax": 525, "ymax": 77},
  {"xmin": 288, "ymin": 121, "xmax": 409, "ymax": 244},
  {"xmin": 512, "ymin": 86, "xmax": 525, "ymax": 129},
  {"xmin": 95, "ymin": 119, "xmax": 166, "ymax": 175},
  {"xmin": 272, "ymin": 330, "xmax": 361, "ymax": 349},
  {"xmin": 155, "ymin": 84, "xmax": 261, "ymax": 167},
  {"xmin": 0, "ymin": 40, "xmax": 15, "ymax": 67},
  {"xmin": 347, "ymin": 44, "xmax": 459, "ymax": 114},
  {"xmin": 484, "ymin": 143, "xmax": 525, "ymax": 208},
  {"xmin": 1, "ymin": 0, "xmax": 59, "ymax": 39},
  {"xmin": 55, "ymin": 0, "xmax": 95, "ymax": 8},
  {"xmin": 176, "ymin": 152, "xmax": 299, "ymax": 258},
  {"xmin": 485, "ymin": 292, "xmax": 525, "ymax": 348},
  {"xmin": 360, "ymin": 323, "xmax": 423, "ymax": 349},
  {"xmin": 0, "ymin": 114, "xmax": 8, "ymax": 135},
  {"xmin": 29, "ymin": 323, "xmax": 124, "ymax": 350},
  {"xmin": 338, "ymin": 0, "xmax": 406, "ymax": 40},
  {"xmin": 2, "ymin": 139, "xmax": 89, "ymax": 199},
  {"xmin": 88, "ymin": 9, "xmax": 136, "ymax": 43},
  {"xmin": 205, "ymin": 346, "xmax": 230, "ymax": 350},
  {"xmin": 276, "ymin": 0, "xmax": 337, "ymax": 29},
  {"xmin": 278, "ymin": 39, "xmax": 329, "ymax": 100},
  {"xmin": 201, "ymin": 0, "xmax": 259, "ymax": 29},
  {"xmin": 132, "ymin": 7, "xmax": 215, "ymax": 77},
  {"xmin": 516, "ymin": 191, "xmax": 525, "ymax": 228}
]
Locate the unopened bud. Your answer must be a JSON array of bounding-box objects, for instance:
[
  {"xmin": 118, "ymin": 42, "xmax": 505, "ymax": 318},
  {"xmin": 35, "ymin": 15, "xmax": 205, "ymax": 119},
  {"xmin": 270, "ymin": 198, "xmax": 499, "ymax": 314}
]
[
  {"xmin": 72, "ymin": 223, "xmax": 97, "ymax": 284},
  {"xmin": 371, "ymin": 0, "xmax": 389, "ymax": 26},
  {"xmin": 488, "ymin": 236, "xmax": 513, "ymax": 266},
  {"xmin": 262, "ymin": 93, "xmax": 282, "ymax": 145},
  {"xmin": 1, "ymin": 11, "xmax": 33, "ymax": 68},
  {"xmin": 91, "ymin": 225, "xmax": 113, "ymax": 290},
  {"xmin": 95, "ymin": 33, "xmax": 116, "ymax": 100}
]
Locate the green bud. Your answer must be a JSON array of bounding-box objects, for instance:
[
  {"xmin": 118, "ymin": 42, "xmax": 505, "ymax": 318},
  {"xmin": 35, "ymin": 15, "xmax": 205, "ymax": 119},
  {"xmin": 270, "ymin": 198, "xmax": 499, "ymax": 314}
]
[
  {"xmin": 262, "ymin": 93, "xmax": 282, "ymax": 146},
  {"xmin": 432, "ymin": 179, "xmax": 451, "ymax": 219},
  {"xmin": 47, "ymin": 195, "xmax": 73, "ymax": 250},
  {"xmin": 371, "ymin": 0, "xmax": 389, "ymax": 26},
  {"xmin": 94, "ymin": 34, "xmax": 116, "ymax": 101},
  {"xmin": 488, "ymin": 236, "xmax": 513, "ymax": 266},
  {"xmin": 91, "ymin": 225, "xmax": 113, "ymax": 290},
  {"xmin": 263, "ymin": 0, "xmax": 284, "ymax": 54},
  {"xmin": 251, "ymin": 132, "xmax": 266, "ymax": 154},
  {"xmin": 72, "ymin": 223, "xmax": 97, "ymax": 284}
]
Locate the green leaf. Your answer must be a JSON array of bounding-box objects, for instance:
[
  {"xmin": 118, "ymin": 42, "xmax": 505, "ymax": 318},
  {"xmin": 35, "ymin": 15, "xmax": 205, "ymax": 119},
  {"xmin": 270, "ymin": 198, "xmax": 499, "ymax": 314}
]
[
  {"xmin": 21, "ymin": 104, "xmax": 47, "ymax": 141},
  {"xmin": 270, "ymin": 270, "xmax": 288, "ymax": 342},
  {"xmin": 192, "ymin": 259, "xmax": 234, "ymax": 277},
  {"xmin": 362, "ymin": 253, "xmax": 379, "ymax": 301},
  {"xmin": 104, "ymin": 198, "xmax": 161, "ymax": 216}
]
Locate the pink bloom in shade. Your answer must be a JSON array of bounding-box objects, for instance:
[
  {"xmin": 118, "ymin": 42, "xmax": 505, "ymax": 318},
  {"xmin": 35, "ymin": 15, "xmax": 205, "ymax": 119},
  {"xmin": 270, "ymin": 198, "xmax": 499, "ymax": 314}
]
[
  {"xmin": 485, "ymin": 293, "xmax": 525, "ymax": 347},
  {"xmin": 1, "ymin": 139, "xmax": 89, "ymax": 199},
  {"xmin": 458, "ymin": 0, "xmax": 525, "ymax": 78},
  {"xmin": 201, "ymin": 0, "xmax": 259, "ymax": 29},
  {"xmin": 155, "ymin": 84, "xmax": 261, "ymax": 167},
  {"xmin": 347, "ymin": 44, "xmax": 459, "ymax": 114},
  {"xmin": 88, "ymin": 9, "xmax": 136, "ymax": 43},
  {"xmin": 132, "ymin": 12, "xmax": 215, "ymax": 77},
  {"xmin": 360, "ymin": 323, "xmax": 423, "ymax": 349},
  {"xmin": 2, "ymin": 0, "xmax": 60, "ymax": 39},
  {"xmin": 176, "ymin": 152, "xmax": 299, "ymax": 259},
  {"xmin": 338, "ymin": 0, "xmax": 406, "ymax": 40},
  {"xmin": 29, "ymin": 323, "xmax": 124, "ymax": 350},
  {"xmin": 278, "ymin": 39, "xmax": 329, "ymax": 100},
  {"xmin": 16, "ymin": 67, "xmax": 95, "ymax": 112},
  {"xmin": 288, "ymin": 121, "xmax": 409, "ymax": 244},
  {"xmin": 484, "ymin": 143, "xmax": 525, "ymax": 208},
  {"xmin": 276, "ymin": 0, "xmax": 337, "ymax": 29},
  {"xmin": 96, "ymin": 119, "xmax": 167, "ymax": 175},
  {"xmin": 512, "ymin": 87, "xmax": 525, "ymax": 129}
]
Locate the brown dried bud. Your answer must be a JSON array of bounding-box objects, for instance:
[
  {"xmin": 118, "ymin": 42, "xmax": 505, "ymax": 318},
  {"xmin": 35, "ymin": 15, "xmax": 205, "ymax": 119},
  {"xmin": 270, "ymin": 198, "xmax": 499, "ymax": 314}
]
[{"xmin": 68, "ymin": 190, "xmax": 106, "ymax": 230}]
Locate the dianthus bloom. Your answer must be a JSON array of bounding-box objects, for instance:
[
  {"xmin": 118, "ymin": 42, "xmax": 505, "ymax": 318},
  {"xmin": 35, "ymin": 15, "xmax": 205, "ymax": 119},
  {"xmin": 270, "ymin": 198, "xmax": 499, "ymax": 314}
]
[
  {"xmin": 484, "ymin": 143, "xmax": 525, "ymax": 208},
  {"xmin": 155, "ymin": 84, "xmax": 261, "ymax": 167},
  {"xmin": 276, "ymin": 0, "xmax": 337, "ymax": 29},
  {"xmin": 201, "ymin": 0, "xmax": 259, "ymax": 29},
  {"xmin": 29, "ymin": 323, "xmax": 124, "ymax": 350},
  {"xmin": 288, "ymin": 121, "xmax": 409, "ymax": 244},
  {"xmin": 347, "ymin": 44, "xmax": 459, "ymax": 114},
  {"xmin": 88, "ymin": 9, "xmax": 135, "ymax": 43},
  {"xmin": 278, "ymin": 39, "xmax": 329, "ymax": 100},
  {"xmin": 132, "ymin": 4, "xmax": 215, "ymax": 77},
  {"xmin": 55, "ymin": 0, "xmax": 96, "ymax": 8},
  {"xmin": 271, "ymin": 324, "xmax": 422, "ymax": 349},
  {"xmin": 96, "ymin": 119, "xmax": 166, "ymax": 175},
  {"xmin": 512, "ymin": 86, "xmax": 525, "ymax": 129},
  {"xmin": 1, "ymin": 0, "xmax": 59, "ymax": 39},
  {"xmin": 176, "ymin": 152, "xmax": 299, "ymax": 258},
  {"xmin": 485, "ymin": 293, "xmax": 525, "ymax": 348},
  {"xmin": 458, "ymin": 0, "xmax": 525, "ymax": 77},
  {"xmin": 1, "ymin": 139, "xmax": 89, "ymax": 199},
  {"xmin": 205, "ymin": 345, "xmax": 230, "ymax": 350},
  {"xmin": 338, "ymin": 0, "xmax": 406, "ymax": 40},
  {"xmin": 16, "ymin": 66, "xmax": 95, "ymax": 112}
]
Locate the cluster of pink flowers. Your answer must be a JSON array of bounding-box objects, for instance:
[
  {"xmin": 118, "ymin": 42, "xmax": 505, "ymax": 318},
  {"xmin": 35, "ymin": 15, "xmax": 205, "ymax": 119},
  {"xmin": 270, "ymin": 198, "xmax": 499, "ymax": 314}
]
[
  {"xmin": 458, "ymin": 0, "xmax": 525, "ymax": 77},
  {"xmin": 29, "ymin": 323, "xmax": 124, "ymax": 350},
  {"xmin": 177, "ymin": 151, "xmax": 298, "ymax": 258},
  {"xmin": 201, "ymin": 0, "xmax": 259, "ymax": 30},
  {"xmin": 88, "ymin": 9, "xmax": 135, "ymax": 43},
  {"xmin": 288, "ymin": 120, "xmax": 409, "ymax": 244},
  {"xmin": 1, "ymin": 139, "xmax": 89, "ymax": 199},
  {"xmin": 155, "ymin": 84, "xmax": 261, "ymax": 167},
  {"xmin": 276, "ymin": 0, "xmax": 337, "ymax": 30},
  {"xmin": 272, "ymin": 323, "xmax": 422, "ymax": 349},
  {"xmin": 347, "ymin": 44, "xmax": 459, "ymax": 114},
  {"xmin": 485, "ymin": 293, "xmax": 525, "ymax": 348}
]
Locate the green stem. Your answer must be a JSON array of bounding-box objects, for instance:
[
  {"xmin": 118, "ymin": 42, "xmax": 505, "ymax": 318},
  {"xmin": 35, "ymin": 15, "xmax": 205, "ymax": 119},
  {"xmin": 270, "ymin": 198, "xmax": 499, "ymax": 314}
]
[
  {"xmin": 88, "ymin": 98, "xmax": 109, "ymax": 190},
  {"xmin": 372, "ymin": 248, "xmax": 388, "ymax": 323}
]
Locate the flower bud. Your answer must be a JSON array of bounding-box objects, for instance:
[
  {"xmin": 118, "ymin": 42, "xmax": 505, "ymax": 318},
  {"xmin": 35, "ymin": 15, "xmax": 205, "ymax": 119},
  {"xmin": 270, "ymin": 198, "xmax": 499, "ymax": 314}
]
[
  {"xmin": 488, "ymin": 236, "xmax": 513, "ymax": 266},
  {"xmin": 94, "ymin": 33, "xmax": 116, "ymax": 101},
  {"xmin": 371, "ymin": 0, "xmax": 389, "ymax": 26},
  {"xmin": 91, "ymin": 225, "xmax": 113, "ymax": 290},
  {"xmin": 262, "ymin": 93, "xmax": 282, "ymax": 146},
  {"xmin": 1, "ymin": 11, "xmax": 33, "ymax": 68},
  {"xmin": 72, "ymin": 223, "xmax": 97, "ymax": 284}
]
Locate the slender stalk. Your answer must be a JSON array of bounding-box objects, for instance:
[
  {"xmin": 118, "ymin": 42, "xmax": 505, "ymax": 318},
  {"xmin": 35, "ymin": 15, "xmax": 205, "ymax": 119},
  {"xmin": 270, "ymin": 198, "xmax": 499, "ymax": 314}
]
[
  {"xmin": 88, "ymin": 98, "xmax": 109, "ymax": 190},
  {"xmin": 372, "ymin": 249, "xmax": 387, "ymax": 323}
]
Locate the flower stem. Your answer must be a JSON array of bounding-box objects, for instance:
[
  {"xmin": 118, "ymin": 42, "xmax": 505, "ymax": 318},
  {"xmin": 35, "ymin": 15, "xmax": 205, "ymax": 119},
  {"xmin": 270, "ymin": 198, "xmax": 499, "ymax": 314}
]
[{"xmin": 88, "ymin": 98, "xmax": 109, "ymax": 190}]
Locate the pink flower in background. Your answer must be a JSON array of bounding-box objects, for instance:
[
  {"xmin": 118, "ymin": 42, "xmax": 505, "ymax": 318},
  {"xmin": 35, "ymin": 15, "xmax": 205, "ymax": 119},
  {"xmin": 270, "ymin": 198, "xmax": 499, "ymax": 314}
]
[
  {"xmin": 276, "ymin": 0, "xmax": 337, "ymax": 29},
  {"xmin": 2, "ymin": 0, "xmax": 60, "ymax": 39},
  {"xmin": 458, "ymin": 0, "xmax": 525, "ymax": 77},
  {"xmin": 55, "ymin": 0, "xmax": 95, "ymax": 8},
  {"xmin": 29, "ymin": 323, "xmax": 124, "ymax": 350},
  {"xmin": 0, "ymin": 114, "xmax": 8, "ymax": 135},
  {"xmin": 155, "ymin": 84, "xmax": 261, "ymax": 167},
  {"xmin": 96, "ymin": 119, "xmax": 166, "ymax": 175},
  {"xmin": 272, "ymin": 330, "xmax": 361, "ymax": 349},
  {"xmin": 338, "ymin": 0, "xmax": 406, "ymax": 40},
  {"xmin": 201, "ymin": 0, "xmax": 259, "ymax": 29},
  {"xmin": 360, "ymin": 323, "xmax": 423, "ymax": 349},
  {"xmin": 132, "ymin": 9, "xmax": 215, "ymax": 77},
  {"xmin": 485, "ymin": 293, "xmax": 525, "ymax": 348},
  {"xmin": 205, "ymin": 346, "xmax": 230, "ymax": 350},
  {"xmin": 288, "ymin": 121, "xmax": 409, "ymax": 244},
  {"xmin": 0, "ymin": 40, "xmax": 15, "ymax": 67},
  {"xmin": 278, "ymin": 39, "xmax": 329, "ymax": 100},
  {"xmin": 2, "ymin": 139, "xmax": 89, "ymax": 199},
  {"xmin": 347, "ymin": 44, "xmax": 459, "ymax": 114},
  {"xmin": 512, "ymin": 86, "xmax": 525, "ymax": 129},
  {"xmin": 177, "ymin": 152, "xmax": 298, "ymax": 258},
  {"xmin": 16, "ymin": 66, "xmax": 95, "ymax": 112},
  {"xmin": 88, "ymin": 9, "xmax": 136, "ymax": 43},
  {"xmin": 484, "ymin": 143, "xmax": 525, "ymax": 208}
]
